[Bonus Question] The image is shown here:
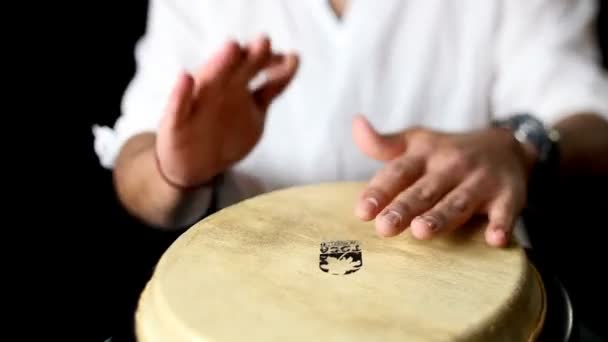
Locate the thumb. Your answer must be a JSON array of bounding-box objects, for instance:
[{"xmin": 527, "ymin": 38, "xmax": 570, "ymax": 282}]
[{"xmin": 352, "ymin": 114, "xmax": 406, "ymax": 161}]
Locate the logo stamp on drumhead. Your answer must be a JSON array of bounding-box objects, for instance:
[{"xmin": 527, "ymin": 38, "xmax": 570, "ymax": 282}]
[{"xmin": 319, "ymin": 240, "xmax": 362, "ymax": 275}]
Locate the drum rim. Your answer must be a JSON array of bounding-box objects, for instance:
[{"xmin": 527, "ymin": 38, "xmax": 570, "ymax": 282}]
[
  {"xmin": 525, "ymin": 249, "xmax": 575, "ymax": 342},
  {"xmin": 542, "ymin": 271, "xmax": 575, "ymax": 342},
  {"xmin": 529, "ymin": 263, "xmax": 548, "ymax": 342},
  {"xmin": 558, "ymin": 278, "xmax": 574, "ymax": 341}
]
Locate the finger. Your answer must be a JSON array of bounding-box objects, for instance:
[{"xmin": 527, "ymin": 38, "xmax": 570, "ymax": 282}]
[
  {"xmin": 238, "ymin": 34, "xmax": 272, "ymax": 81},
  {"xmin": 253, "ymin": 52, "xmax": 299, "ymax": 112},
  {"xmin": 162, "ymin": 71, "xmax": 195, "ymax": 127},
  {"xmin": 375, "ymin": 171, "xmax": 458, "ymax": 237},
  {"xmin": 248, "ymin": 53, "xmax": 285, "ymax": 91},
  {"xmin": 410, "ymin": 175, "xmax": 486, "ymax": 240},
  {"xmin": 195, "ymin": 40, "xmax": 244, "ymax": 90},
  {"xmin": 352, "ymin": 115, "xmax": 406, "ymax": 161},
  {"xmin": 355, "ymin": 156, "xmax": 425, "ymax": 221},
  {"xmin": 485, "ymin": 190, "xmax": 518, "ymax": 248}
]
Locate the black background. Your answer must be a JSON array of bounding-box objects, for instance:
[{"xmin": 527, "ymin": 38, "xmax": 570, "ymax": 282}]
[{"xmin": 57, "ymin": 2, "xmax": 608, "ymax": 341}]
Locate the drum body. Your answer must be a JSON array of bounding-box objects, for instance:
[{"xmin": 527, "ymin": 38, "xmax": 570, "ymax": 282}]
[{"xmin": 135, "ymin": 182, "xmax": 549, "ymax": 341}]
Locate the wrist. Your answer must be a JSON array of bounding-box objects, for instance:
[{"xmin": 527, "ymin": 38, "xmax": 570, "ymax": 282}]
[
  {"xmin": 153, "ymin": 149, "xmax": 216, "ymax": 192},
  {"xmin": 492, "ymin": 126, "xmax": 538, "ymax": 179}
]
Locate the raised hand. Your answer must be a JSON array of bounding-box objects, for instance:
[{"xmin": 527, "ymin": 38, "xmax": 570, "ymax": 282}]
[
  {"xmin": 353, "ymin": 115, "xmax": 537, "ymax": 247},
  {"xmin": 156, "ymin": 35, "xmax": 299, "ymax": 188}
]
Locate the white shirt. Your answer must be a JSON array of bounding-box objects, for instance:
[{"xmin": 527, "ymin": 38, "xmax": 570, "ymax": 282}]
[{"xmin": 93, "ymin": 0, "xmax": 608, "ymax": 213}]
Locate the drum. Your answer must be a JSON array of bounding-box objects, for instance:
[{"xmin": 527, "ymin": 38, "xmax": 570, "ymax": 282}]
[{"xmin": 135, "ymin": 182, "xmax": 552, "ymax": 341}]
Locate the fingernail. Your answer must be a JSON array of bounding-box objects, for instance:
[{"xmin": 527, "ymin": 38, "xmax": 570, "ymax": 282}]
[
  {"xmin": 357, "ymin": 197, "xmax": 378, "ymax": 219},
  {"xmin": 492, "ymin": 224, "xmax": 505, "ymax": 232},
  {"xmin": 415, "ymin": 216, "xmax": 439, "ymax": 231},
  {"xmin": 248, "ymin": 71, "xmax": 268, "ymax": 91},
  {"xmin": 493, "ymin": 229, "xmax": 506, "ymax": 241},
  {"xmin": 366, "ymin": 197, "xmax": 378, "ymax": 208},
  {"xmin": 360, "ymin": 197, "xmax": 378, "ymax": 214},
  {"xmin": 382, "ymin": 210, "xmax": 402, "ymax": 227}
]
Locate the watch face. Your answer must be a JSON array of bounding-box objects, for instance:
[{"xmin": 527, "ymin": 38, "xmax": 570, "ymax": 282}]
[
  {"xmin": 548, "ymin": 129, "xmax": 561, "ymax": 143},
  {"xmin": 517, "ymin": 120, "xmax": 542, "ymax": 140},
  {"xmin": 511, "ymin": 114, "xmax": 555, "ymax": 162},
  {"xmin": 493, "ymin": 113, "xmax": 560, "ymax": 162}
]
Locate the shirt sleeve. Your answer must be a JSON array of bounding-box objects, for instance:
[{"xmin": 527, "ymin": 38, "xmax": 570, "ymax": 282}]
[
  {"xmin": 492, "ymin": 0, "xmax": 608, "ymax": 125},
  {"xmin": 92, "ymin": 0, "xmax": 202, "ymax": 169}
]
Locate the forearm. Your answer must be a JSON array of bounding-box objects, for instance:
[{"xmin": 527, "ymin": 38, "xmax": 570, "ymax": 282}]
[
  {"xmin": 553, "ymin": 113, "xmax": 608, "ymax": 175},
  {"xmin": 113, "ymin": 133, "xmax": 214, "ymax": 230}
]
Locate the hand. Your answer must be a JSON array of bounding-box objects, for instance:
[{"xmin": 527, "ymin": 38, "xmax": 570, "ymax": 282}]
[
  {"xmin": 352, "ymin": 115, "xmax": 537, "ymax": 247},
  {"xmin": 156, "ymin": 35, "xmax": 299, "ymax": 188}
]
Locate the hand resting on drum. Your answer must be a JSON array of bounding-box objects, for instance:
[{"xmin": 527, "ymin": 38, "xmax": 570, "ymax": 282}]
[
  {"xmin": 352, "ymin": 115, "xmax": 537, "ymax": 248},
  {"xmin": 352, "ymin": 113, "xmax": 608, "ymax": 248}
]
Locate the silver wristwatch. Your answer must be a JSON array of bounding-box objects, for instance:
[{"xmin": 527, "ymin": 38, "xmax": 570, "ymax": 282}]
[{"xmin": 493, "ymin": 113, "xmax": 561, "ymax": 168}]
